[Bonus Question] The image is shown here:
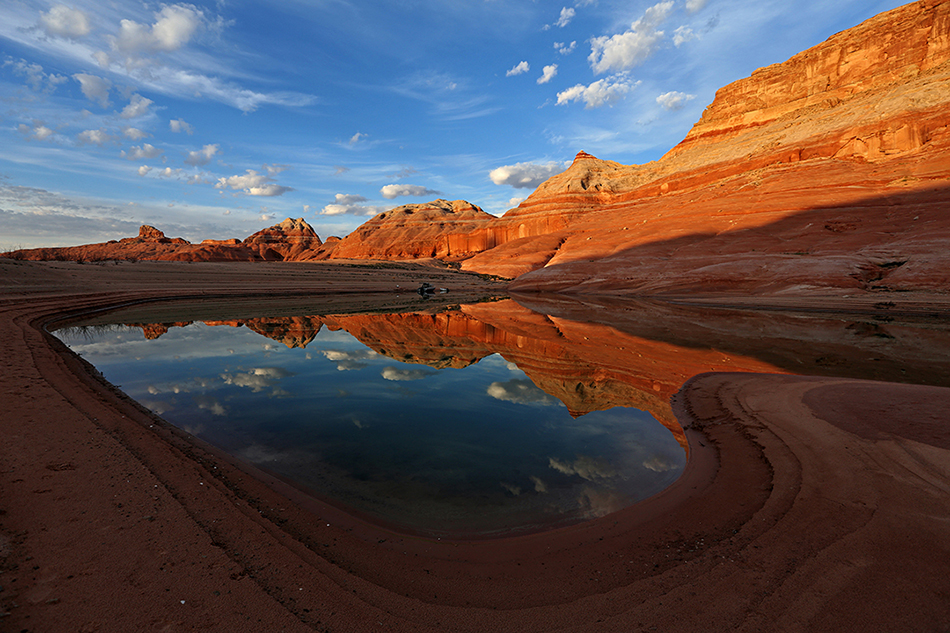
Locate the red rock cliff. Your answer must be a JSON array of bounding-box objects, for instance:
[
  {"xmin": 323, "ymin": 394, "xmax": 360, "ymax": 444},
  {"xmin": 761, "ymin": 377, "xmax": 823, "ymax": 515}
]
[{"xmin": 466, "ymin": 0, "xmax": 950, "ymax": 294}]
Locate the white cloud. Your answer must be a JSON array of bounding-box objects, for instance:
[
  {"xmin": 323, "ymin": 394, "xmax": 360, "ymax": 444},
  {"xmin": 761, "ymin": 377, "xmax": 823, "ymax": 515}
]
[
  {"xmin": 588, "ymin": 1, "xmax": 674, "ymax": 74},
  {"xmin": 656, "ymin": 90, "xmax": 696, "ymax": 110},
  {"xmin": 221, "ymin": 367, "xmax": 293, "ymax": 392},
  {"xmin": 77, "ymin": 129, "xmax": 111, "ymax": 145},
  {"xmin": 537, "ymin": 64, "xmax": 558, "ymax": 85},
  {"xmin": 557, "ymin": 76, "xmax": 638, "ymax": 108},
  {"xmin": 506, "ymin": 61, "xmax": 530, "ymax": 77},
  {"xmin": 555, "ymin": 7, "xmax": 576, "ymax": 28},
  {"xmin": 122, "ymin": 143, "xmax": 163, "ymax": 160},
  {"xmin": 381, "ymin": 367, "xmax": 434, "ymax": 381},
  {"xmin": 122, "ymin": 127, "xmax": 149, "ymax": 140},
  {"xmin": 39, "ymin": 5, "xmax": 91, "ymax": 40},
  {"xmin": 349, "ymin": 132, "xmax": 367, "ymax": 145},
  {"xmin": 216, "ymin": 170, "xmax": 293, "ymax": 196},
  {"xmin": 7, "ymin": 60, "xmax": 68, "ymax": 93},
  {"xmin": 379, "ymin": 184, "xmax": 439, "ymax": 199},
  {"xmin": 72, "ymin": 74, "xmax": 111, "ymax": 107},
  {"xmin": 18, "ymin": 123, "xmax": 56, "ymax": 141},
  {"xmin": 120, "ymin": 94, "xmax": 153, "ymax": 119},
  {"xmin": 672, "ymin": 25, "xmax": 697, "ymax": 47},
  {"xmin": 487, "ymin": 379, "xmax": 559, "ymax": 406},
  {"xmin": 643, "ymin": 454, "xmax": 679, "ymax": 472},
  {"xmin": 263, "ymin": 163, "xmax": 290, "ymax": 175},
  {"xmin": 686, "ymin": 0, "xmax": 708, "ymax": 13},
  {"xmin": 169, "ymin": 118, "xmax": 194, "ymax": 134},
  {"xmin": 508, "ymin": 196, "xmax": 526, "ymax": 207},
  {"xmin": 555, "ymin": 41, "xmax": 577, "ymax": 55},
  {"xmin": 157, "ymin": 167, "xmax": 184, "ymax": 178},
  {"xmin": 114, "ymin": 4, "xmax": 203, "ymax": 55},
  {"xmin": 184, "ymin": 143, "xmax": 219, "ymax": 166},
  {"xmin": 548, "ymin": 455, "xmax": 618, "ymax": 481},
  {"xmin": 489, "ymin": 161, "xmax": 565, "ymax": 189},
  {"xmin": 320, "ymin": 202, "xmax": 388, "ymax": 216},
  {"xmin": 321, "ymin": 349, "xmax": 377, "ymax": 370},
  {"xmin": 333, "ymin": 193, "xmax": 368, "ymax": 204},
  {"xmin": 137, "ymin": 165, "xmax": 152, "ymax": 176}
]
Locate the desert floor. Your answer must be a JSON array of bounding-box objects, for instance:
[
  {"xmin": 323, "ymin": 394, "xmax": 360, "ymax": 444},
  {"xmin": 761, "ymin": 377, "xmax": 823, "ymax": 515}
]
[{"xmin": 1, "ymin": 259, "xmax": 948, "ymax": 632}]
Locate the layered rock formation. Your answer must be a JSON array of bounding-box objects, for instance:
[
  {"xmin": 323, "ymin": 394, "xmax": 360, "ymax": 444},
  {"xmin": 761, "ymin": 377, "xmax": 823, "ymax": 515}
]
[
  {"xmin": 243, "ymin": 217, "xmax": 323, "ymax": 261},
  {"xmin": 327, "ymin": 199, "xmax": 495, "ymax": 260},
  {"xmin": 467, "ymin": 0, "xmax": 950, "ymax": 294}
]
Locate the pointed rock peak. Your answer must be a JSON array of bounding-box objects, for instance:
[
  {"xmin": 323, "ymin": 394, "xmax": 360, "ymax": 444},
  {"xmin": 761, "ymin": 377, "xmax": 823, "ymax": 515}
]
[
  {"xmin": 572, "ymin": 150, "xmax": 599, "ymax": 164},
  {"xmin": 138, "ymin": 225, "xmax": 166, "ymax": 240},
  {"xmin": 272, "ymin": 217, "xmax": 316, "ymax": 234}
]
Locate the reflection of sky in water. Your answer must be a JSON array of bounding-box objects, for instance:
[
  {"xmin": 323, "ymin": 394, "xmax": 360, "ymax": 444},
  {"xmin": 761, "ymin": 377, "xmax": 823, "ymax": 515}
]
[{"xmin": 58, "ymin": 323, "xmax": 685, "ymax": 537}]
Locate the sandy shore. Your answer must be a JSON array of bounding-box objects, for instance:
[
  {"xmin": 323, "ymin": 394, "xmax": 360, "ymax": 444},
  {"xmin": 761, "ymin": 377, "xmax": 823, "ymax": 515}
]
[{"xmin": 2, "ymin": 260, "xmax": 949, "ymax": 632}]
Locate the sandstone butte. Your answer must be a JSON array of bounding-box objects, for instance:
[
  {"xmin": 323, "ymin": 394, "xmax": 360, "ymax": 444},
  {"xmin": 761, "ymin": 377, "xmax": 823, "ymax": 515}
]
[{"xmin": 6, "ymin": 0, "xmax": 950, "ymax": 296}]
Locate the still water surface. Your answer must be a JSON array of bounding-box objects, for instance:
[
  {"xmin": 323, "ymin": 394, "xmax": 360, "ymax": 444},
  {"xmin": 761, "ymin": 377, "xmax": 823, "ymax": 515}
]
[{"xmin": 56, "ymin": 316, "xmax": 686, "ymax": 537}]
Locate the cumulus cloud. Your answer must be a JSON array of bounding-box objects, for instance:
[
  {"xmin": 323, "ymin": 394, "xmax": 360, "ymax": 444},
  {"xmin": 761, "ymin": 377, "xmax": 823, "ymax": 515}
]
[
  {"xmin": 319, "ymin": 193, "xmax": 382, "ymax": 216},
  {"xmin": 39, "ymin": 5, "xmax": 91, "ymax": 39},
  {"xmin": 169, "ymin": 118, "xmax": 194, "ymax": 134},
  {"xmin": 122, "ymin": 127, "xmax": 149, "ymax": 140},
  {"xmin": 194, "ymin": 395, "xmax": 226, "ymax": 416},
  {"xmin": 557, "ymin": 76, "xmax": 638, "ymax": 108},
  {"xmin": 381, "ymin": 366, "xmax": 434, "ymax": 381},
  {"xmin": 549, "ymin": 455, "xmax": 619, "ymax": 481},
  {"xmin": 588, "ymin": 1, "xmax": 674, "ymax": 74},
  {"xmin": 380, "ymin": 184, "xmax": 440, "ymax": 199},
  {"xmin": 113, "ymin": 4, "xmax": 203, "ymax": 55},
  {"xmin": 77, "ymin": 129, "xmax": 111, "ymax": 145},
  {"xmin": 321, "ymin": 349, "xmax": 378, "ymax": 371},
  {"xmin": 7, "ymin": 60, "xmax": 68, "ymax": 93},
  {"xmin": 137, "ymin": 165, "xmax": 152, "ymax": 176},
  {"xmin": 18, "ymin": 123, "xmax": 55, "ymax": 141},
  {"xmin": 73, "ymin": 73, "xmax": 111, "ymax": 108},
  {"xmin": 184, "ymin": 143, "xmax": 219, "ymax": 166},
  {"xmin": 220, "ymin": 367, "xmax": 294, "ymax": 393},
  {"xmin": 555, "ymin": 41, "xmax": 577, "ymax": 55},
  {"xmin": 122, "ymin": 143, "xmax": 163, "ymax": 160},
  {"xmin": 157, "ymin": 167, "xmax": 183, "ymax": 178},
  {"xmin": 321, "ymin": 203, "xmax": 388, "ymax": 216},
  {"xmin": 487, "ymin": 379, "xmax": 559, "ymax": 406},
  {"xmin": 672, "ymin": 25, "xmax": 697, "ymax": 47},
  {"xmin": 506, "ymin": 61, "xmax": 530, "ymax": 77},
  {"xmin": 120, "ymin": 94, "xmax": 153, "ymax": 119},
  {"xmin": 489, "ymin": 161, "xmax": 565, "ymax": 189},
  {"xmin": 643, "ymin": 454, "xmax": 679, "ymax": 472},
  {"xmin": 537, "ymin": 64, "xmax": 558, "ymax": 85},
  {"xmin": 333, "ymin": 193, "xmax": 368, "ymax": 204},
  {"xmin": 656, "ymin": 90, "xmax": 696, "ymax": 110},
  {"xmin": 215, "ymin": 169, "xmax": 293, "ymax": 197},
  {"xmin": 545, "ymin": 6, "xmax": 575, "ymax": 29},
  {"xmin": 508, "ymin": 196, "xmax": 526, "ymax": 208},
  {"xmin": 555, "ymin": 7, "xmax": 575, "ymax": 27}
]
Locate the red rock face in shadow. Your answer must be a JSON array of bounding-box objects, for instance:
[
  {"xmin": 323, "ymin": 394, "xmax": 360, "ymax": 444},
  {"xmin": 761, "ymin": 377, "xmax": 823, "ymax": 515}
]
[
  {"xmin": 327, "ymin": 200, "xmax": 496, "ymax": 260},
  {"xmin": 464, "ymin": 1, "xmax": 950, "ymax": 292}
]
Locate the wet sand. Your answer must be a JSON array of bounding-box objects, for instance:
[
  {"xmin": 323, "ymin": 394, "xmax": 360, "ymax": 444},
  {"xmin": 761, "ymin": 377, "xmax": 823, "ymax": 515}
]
[{"xmin": 2, "ymin": 259, "xmax": 949, "ymax": 632}]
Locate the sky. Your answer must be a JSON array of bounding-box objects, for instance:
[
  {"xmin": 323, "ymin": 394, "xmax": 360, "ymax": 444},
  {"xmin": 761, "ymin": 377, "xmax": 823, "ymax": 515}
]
[{"xmin": 0, "ymin": 0, "xmax": 908, "ymax": 249}]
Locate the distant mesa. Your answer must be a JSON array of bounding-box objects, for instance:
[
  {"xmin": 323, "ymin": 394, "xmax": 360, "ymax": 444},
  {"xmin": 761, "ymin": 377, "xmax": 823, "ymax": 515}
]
[{"xmin": 6, "ymin": 1, "xmax": 950, "ymax": 295}]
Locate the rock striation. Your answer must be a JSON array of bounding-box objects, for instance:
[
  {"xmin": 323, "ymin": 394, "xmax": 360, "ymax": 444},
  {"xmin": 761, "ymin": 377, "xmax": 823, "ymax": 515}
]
[
  {"xmin": 327, "ymin": 199, "xmax": 496, "ymax": 261},
  {"xmin": 243, "ymin": 217, "xmax": 323, "ymax": 261},
  {"xmin": 470, "ymin": 0, "xmax": 950, "ymax": 294}
]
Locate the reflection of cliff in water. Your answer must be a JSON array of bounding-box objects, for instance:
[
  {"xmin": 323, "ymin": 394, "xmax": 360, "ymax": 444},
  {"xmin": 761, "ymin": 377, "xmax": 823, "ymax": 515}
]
[{"xmin": 111, "ymin": 296, "xmax": 950, "ymax": 454}]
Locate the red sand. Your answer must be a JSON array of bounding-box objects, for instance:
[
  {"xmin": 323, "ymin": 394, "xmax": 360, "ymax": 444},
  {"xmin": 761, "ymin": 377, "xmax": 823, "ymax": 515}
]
[{"xmin": 2, "ymin": 260, "xmax": 949, "ymax": 632}]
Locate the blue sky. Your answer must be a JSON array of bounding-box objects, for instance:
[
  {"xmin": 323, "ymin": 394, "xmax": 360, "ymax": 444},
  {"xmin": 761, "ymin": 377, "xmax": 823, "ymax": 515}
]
[{"xmin": 1, "ymin": 0, "xmax": 906, "ymax": 248}]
